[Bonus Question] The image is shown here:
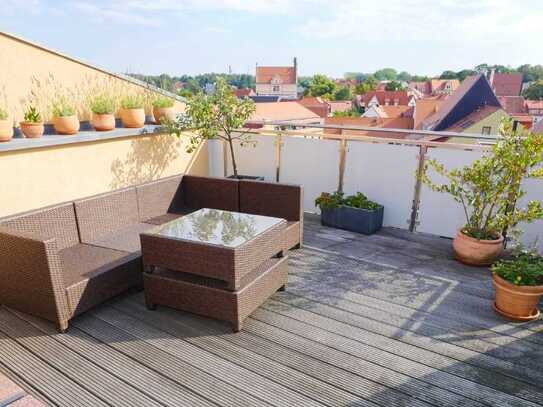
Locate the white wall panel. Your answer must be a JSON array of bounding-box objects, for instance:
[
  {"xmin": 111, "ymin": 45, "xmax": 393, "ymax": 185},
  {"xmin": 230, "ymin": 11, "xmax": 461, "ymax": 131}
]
[
  {"xmin": 518, "ymin": 177, "xmax": 543, "ymax": 252},
  {"xmin": 343, "ymin": 142, "xmax": 419, "ymax": 229},
  {"xmin": 225, "ymin": 135, "xmax": 276, "ymax": 181},
  {"xmin": 280, "ymin": 137, "xmax": 340, "ymax": 213},
  {"xmin": 417, "ymin": 148, "xmax": 484, "ymax": 237}
]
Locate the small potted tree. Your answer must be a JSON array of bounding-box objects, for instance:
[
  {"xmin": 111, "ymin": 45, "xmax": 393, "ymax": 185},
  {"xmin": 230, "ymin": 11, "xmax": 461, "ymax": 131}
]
[
  {"xmin": 89, "ymin": 93, "xmax": 116, "ymax": 131},
  {"xmin": 120, "ymin": 94, "xmax": 145, "ymax": 128},
  {"xmin": 51, "ymin": 96, "xmax": 80, "ymax": 135},
  {"xmin": 20, "ymin": 106, "xmax": 44, "ymax": 138},
  {"xmin": 152, "ymin": 95, "xmax": 176, "ymax": 124},
  {"xmin": 421, "ymin": 118, "xmax": 543, "ymax": 266},
  {"xmin": 164, "ymin": 78, "xmax": 257, "ymax": 179},
  {"xmin": 315, "ymin": 191, "xmax": 384, "ymax": 235},
  {"xmin": 492, "ymin": 249, "xmax": 543, "ymax": 321},
  {"xmin": 0, "ymin": 107, "xmax": 13, "ymax": 142}
]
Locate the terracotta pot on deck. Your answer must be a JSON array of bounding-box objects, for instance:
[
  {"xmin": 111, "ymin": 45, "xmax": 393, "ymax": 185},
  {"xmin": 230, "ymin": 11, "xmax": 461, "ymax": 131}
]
[
  {"xmin": 53, "ymin": 115, "xmax": 80, "ymax": 135},
  {"xmin": 0, "ymin": 119, "xmax": 13, "ymax": 142},
  {"xmin": 92, "ymin": 113, "xmax": 116, "ymax": 131},
  {"xmin": 452, "ymin": 230, "xmax": 504, "ymax": 266},
  {"xmin": 493, "ymin": 273, "xmax": 543, "ymax": 321},
  {"xmin": 19, "ymin": 121, "xmax": 44, "ymax": 138},
  {"xmin": 153, "ymin": 107, "xmax": 176, "ymax": 124},
  {"xmin": 120, "ymin": 108, "xmax": 145, "ymax": 128}
]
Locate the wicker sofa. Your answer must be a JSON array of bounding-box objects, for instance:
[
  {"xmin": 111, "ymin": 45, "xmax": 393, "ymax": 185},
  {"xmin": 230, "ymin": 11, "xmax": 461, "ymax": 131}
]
[{"xmin": 0, "ymin": 175, "xmax": 302, "ymax": 332}]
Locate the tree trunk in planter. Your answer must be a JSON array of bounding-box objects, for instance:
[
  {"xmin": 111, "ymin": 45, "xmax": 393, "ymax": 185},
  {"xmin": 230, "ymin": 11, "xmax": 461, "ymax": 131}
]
[{"xmin": 321, "ymin": 206, "xmax": 384, "ymax": 235}]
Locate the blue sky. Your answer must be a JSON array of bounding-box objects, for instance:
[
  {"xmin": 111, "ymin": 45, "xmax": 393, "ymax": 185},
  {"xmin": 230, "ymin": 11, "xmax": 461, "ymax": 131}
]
[{"xmin": 2, "ymin": 0, "xmax": 542, "ymax": 78}]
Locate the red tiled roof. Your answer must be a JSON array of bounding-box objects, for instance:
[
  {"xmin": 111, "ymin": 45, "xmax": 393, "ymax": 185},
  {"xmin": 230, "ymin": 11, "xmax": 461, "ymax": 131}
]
[
  {"xmin": 413, "ymin": 99, "xmax": 443, "ymax": 129},
  {"xmin": 491, "ymin": 73, "xmax": 523, "ymax": 97},
  {"xmin": 256, "ymin": 66, "xmax": 296, "ymax": 84},
  {"xmin": 234, "ymin": 88, "xmax": 255, "ymax": 97},
  {"xmin": 250, "ymin": 101, "xmax": 320, "ymax": 122},
  {"xmin": 324, "ymin": 116, "xmax": 414, "ymax": 139},
  {"xmin": 298, "ymin": 97, "xmax": 329, "ymax": 118},
  {"xmin": 498, "ymin": 96, "xmax": 526, "ymax": 114},
  {"xmin": 526, "ymin": 100, "xmax": 543, "ymax": 110},
  {"xmin": 430, "ymin": 79, "xmax": 460, "ymax": 93},
  {"xmin": 359, "ymin": 91, "xmax": 412, "ymax": 106},
  {"xmin": 444, "ymin": 105, "xmax": 502, "ymax": 132}
]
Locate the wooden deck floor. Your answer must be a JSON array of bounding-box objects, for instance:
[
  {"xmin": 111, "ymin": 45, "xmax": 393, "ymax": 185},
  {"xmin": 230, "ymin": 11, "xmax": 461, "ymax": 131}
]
[{"xmin": 1, "ymin": 214, "xmax": 543, "ymax": 406}]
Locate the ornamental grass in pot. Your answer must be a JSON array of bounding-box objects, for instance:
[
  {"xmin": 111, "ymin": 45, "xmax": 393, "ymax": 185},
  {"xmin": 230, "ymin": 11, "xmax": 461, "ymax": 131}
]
[
  {"xmin": 420, "ymin": 118, "xmax": 543, "ymax": 266},
  {"xmin": 51, "ymin": 97, "xmax": 80, "ymax": 135},
  {"xmin": 0, "ymin": 107, "xmax": 13, "ymax": 142},
  {"xmin": 492, "ymin": 251, "xmax": 543, "ymax": 321},
  {"xmin": 315, "ymin": 191, "xmax": 384, "ymax": 235},
  {"xmin": 120, "ymin": 95, "xmax": 145, "ymax": 128},
  {"xmin": 89, "ymin": 93, "xmax": 116, "ymax": 131},
  {"xmin": 20, "ymin": 106, "xmax": 44, "ymax": 138},
  {"xmin": 152, "ymin": 95, "xmax": 176, "ymax": 124}
]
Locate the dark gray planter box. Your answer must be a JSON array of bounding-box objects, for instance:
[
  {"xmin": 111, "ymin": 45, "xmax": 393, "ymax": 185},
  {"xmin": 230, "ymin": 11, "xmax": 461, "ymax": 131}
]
[{"xmin": 321, "ymin": 205, "xmax": 384, "ymax": 235}]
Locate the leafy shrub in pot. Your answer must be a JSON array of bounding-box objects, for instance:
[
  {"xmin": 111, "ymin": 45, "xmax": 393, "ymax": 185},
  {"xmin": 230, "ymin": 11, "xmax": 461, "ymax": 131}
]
[
  {"xmin": 0, "ymin": 107, "xmax": 13, "ymax": 142},
  {"xmin": 120, "ymin": 94, "xmax": 145, "ymax": 128},
  {"xmin": 51, "ymin": 96, "xmax": 80, "ymax": 135},
  {"xmin": 20, "ymin": 106, "xmax": 44, "ymax": 138},
  {"xmin": 420, "ymin": 118, "xmax": 543, "ymax": 266},
  {"xmin": 89, "ymin": 93, "xmax": 117, "ymax": 131},
  {"xmin": 315, "ymin": 191, "xmax": 383, "ymax": 235},
  {"xmin": 152, "ymin": 95, "xmax": 176, "ymax": 124},
  {"xmin": 492, "ymin": 250, "xmax": 543, "ymax": 321}
]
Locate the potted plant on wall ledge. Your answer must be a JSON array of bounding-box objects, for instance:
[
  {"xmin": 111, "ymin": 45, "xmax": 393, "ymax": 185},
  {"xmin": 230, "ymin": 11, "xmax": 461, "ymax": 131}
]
[
  {"xmin": 163, "ymin": 78, "xmax": 258, "ymax": 180},
  {"xmin": 315, "ymin": 191, "xmax": 384, "ymax": 235},
  {"xmin": 120, "ymin": 94, "xmax": 145, "ymax": 128},
  {"xmin": 492, "ymin": 249, "xmax": 543, "ymax": 321},
  {"xmin": 0, "ymin": 107, "xmax": 13, "ymax": 142},
  {"xmin": 152, "ymin": 95, "xmax": 176, "ymax": 124},
  {"xmin": 20, "ymin": 106, "xmax": 44, "ymax": 138},
  {"xmin": 52, "ymin": 96, "xmax": 80, "ymax": 135},
  {"xmin": 420, "ymin": 118, "xmax": 543, "ymax": 266},
  {"xmin": 89, "ymin": 93, "xmax": 117, "ymax": 131}
]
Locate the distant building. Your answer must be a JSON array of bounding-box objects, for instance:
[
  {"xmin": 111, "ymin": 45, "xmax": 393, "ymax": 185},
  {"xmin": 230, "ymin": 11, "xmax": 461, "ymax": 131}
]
[
  {"xmin": 498, "ymin": 96, "xmax": 527, "ymax": 114},
  {"xmin": 297, "ymin": 97, "xmax": 330, "ymax": 118},
  {"xmin": 526, "ymin": 100, "xmax": 543, "ymax": 125},
  {"xmin": 490, "ymin": 72, "xmax": 523, "ymax": 96},
  {"xmin": 408, "ymin": 79, "xmax": 459, "ymax": 97},
  {"xmin": 328, "ymin": 100, "xmax": 354, "ymax": 115},
  {"xmin": 362, "ymin": 105, "xmax": 412, "ymax": 119},
  {"xmin": 355, "ymin": 91, "xmax": 416, "ymax": 110},
  {"xmin": 444, "ymin": 105, "xmax": 509, "ymax": 137},
  {"xmin": 532, "ymin": 118, "xmax": 543, "ymax": 134},
  {"xmin": 255, "ymin": 58, "xmax": 298, "ymax": 100},
  {"xmin": 234, "ymin": 88, "xmax": 256, "ymax": 98},
  {"xmin": 246, "ymin": 101, "xmax": 321, "ymax": 128}
]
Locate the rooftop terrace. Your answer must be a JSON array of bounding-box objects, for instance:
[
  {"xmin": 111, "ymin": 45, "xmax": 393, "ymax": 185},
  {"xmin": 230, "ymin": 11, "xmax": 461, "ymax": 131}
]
[{"xmin": 1, "ymin": 215, "xmax": 542, "ymax": 407}]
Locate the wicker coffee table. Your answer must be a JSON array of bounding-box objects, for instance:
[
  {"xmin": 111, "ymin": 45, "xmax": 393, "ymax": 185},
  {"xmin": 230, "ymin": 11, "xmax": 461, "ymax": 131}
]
[{"xmin": 140, "ymin": 208, "xmax": 288, "ymax": 331}]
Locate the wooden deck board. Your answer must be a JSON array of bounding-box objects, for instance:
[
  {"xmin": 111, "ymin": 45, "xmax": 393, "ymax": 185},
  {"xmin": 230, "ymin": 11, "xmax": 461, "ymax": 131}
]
[{"xmin": 0, "ymin": 216, "xmax": 542, "ymax": 407}]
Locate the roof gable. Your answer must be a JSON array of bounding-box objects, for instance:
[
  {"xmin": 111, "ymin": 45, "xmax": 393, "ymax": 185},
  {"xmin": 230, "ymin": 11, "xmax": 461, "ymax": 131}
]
[{"xmin": 256, "ymin": 66, "xmax": 296, "ymax": 85}]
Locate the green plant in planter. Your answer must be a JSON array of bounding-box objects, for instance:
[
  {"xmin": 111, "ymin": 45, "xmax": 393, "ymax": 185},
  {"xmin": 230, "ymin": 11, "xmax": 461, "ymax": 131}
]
[
  {"xmin": 120, "ymin": 95, "xmax": 145, "ymax": 110},
  {"xmin": 315, "ymin": 191, "xmax": 379, "ymax": 210},
  {"xmin": 89, "ymin": 93, "xmax": 116, "ymax": 115},
  {"xmin": 152, "ymin": 95, "xmax": 175, "ymax": 109},
  {"xmin": 0, "ymin": 107, "xmax": 7, "ymax": 120},
  {"xmin": 492, "ymin": 251, "xmax": 543, "ymax": 286},
  {"xmin": 51, "ymin": 96, "xmax": 76, "ymax": 117},
  {"xmin": 23, "ymin": 106, "xmax": 42, "ymax": 123},
  {"xmin": 420, "ymin": 118, "xmax": 543, "ymax": 241}
]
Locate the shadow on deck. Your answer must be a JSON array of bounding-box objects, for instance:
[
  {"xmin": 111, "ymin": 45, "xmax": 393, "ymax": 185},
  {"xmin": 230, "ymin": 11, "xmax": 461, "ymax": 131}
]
[{"xmin": 0, "ymin": 214, "xmax": 542, "ymax": 407}]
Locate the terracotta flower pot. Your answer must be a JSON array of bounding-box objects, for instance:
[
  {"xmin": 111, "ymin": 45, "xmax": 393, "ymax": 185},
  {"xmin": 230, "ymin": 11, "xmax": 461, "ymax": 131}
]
[
  {"xmin": 493, "ymin": 273, "xmax": 543, "ymax": 321},
  {"xmin": 452, "ymin": 229, "xmax": 504, "ymax": 266},
  {"xmin": 153, "ymin": 107, "xmax": 176, "ymax": 124},
  {"xmin": 53, "ymin": 115, "xmax": 80, "ymax": 135},
  {"xmin": 120, "ymin": 108, "xmax": 145, "ymax": 128},
  {"xmin": 0, "ymin": 119, "xmax": 13, "ymax": 142},
  {"xmin": 92, "ymin": 113, "xmax": 116, "ymax": 131},
  {"xmin": 20, "ymin": 122, "xmax": 44, "ymax": 138}
]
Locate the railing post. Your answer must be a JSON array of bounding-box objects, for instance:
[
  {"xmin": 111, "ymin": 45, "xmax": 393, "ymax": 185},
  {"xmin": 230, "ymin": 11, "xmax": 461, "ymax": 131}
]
[
  {"xmin": 338, "ymin": 131, "xmax": 347, "ymax": 192},
  {"xmin": 275, "ymin": 133, "xmax": 283, "ymax": 182},
  {"xmin": 409, "ymin": 145, "xmax": 428, "ymax": 232}
]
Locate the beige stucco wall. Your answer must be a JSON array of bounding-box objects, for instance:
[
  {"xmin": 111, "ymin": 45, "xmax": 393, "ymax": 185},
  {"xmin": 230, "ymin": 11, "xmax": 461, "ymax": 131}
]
[
  {"xmin": 0, "ymin": 134, "xmax": 208, "ymax": 218},
  {"xmin": 256, "ymin": 83, "xmax": 298, "ymax": 98},
  {"xmin": 0, "ymin": 32, "xmax": 184, "ymax": 125},
  {"xmin": 447, "ymin": 109, "xmax": 509, "ymax": 143}
]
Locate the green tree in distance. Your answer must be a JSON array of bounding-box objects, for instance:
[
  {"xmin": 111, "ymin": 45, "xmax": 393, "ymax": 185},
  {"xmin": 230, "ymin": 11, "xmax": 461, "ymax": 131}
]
[
  {"xmin": 308, "ymin": 74, "xmax": 337, "ymax": 99},
  {"xmin": 385, "ymin": 80, "xmax": 403, "ymax": 91},
  {"xmin": 374, "ymin": 68, "xmax": 397, "ymax": 81},
  {"xmin": 355, "ymin": 75, "xmax": 378, "ymax": 95},
  {"xmin": 523, "ymin": 81, "xmax": 543, "ymax": 100},
  {"xmin": 334, "ymin": 86, "xmax": 352, "ymax": 101}
]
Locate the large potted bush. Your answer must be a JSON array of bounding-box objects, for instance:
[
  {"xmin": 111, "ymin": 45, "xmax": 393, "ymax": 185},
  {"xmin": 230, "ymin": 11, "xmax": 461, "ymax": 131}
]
[
  {"xmin": 152, "ymin": 95, "xmax": 176, "ymax": 124},
  {"xmin": 164, "ymin": 78, "xmax": 257, "ymax": 179},
  {"xmin": 492, "ymin": 250, "xmax": 543, "ymax": 321},
  {"xmin": 89, "ymin": 93, "xmax": 116, "ymax": 131},
  {"xmin": 315, "ymin": 191, "xmax": 384, "ymax": 235},
  {"xmin": 20, "ymin": 106, "xmax": 44, "ymax": 138},
  {"xmin": 0, "ymin": 107, "xmax": 13, "ymax": 142},
  {"xmin": 421, "ymin": 118, "xmax": 543, "ymax": 266},
  {"xmin": 51, "ymin": 96, "xmax": 80, "ymax": 135},
  {"xmin": 120, "ymin": 95, "xmax": 145, "ymax": 128}
]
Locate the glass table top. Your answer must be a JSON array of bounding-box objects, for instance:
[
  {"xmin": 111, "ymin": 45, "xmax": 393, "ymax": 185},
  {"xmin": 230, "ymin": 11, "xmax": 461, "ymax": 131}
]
[{"xmin": 147, "ymin": 208, "xmax": 284, "ymax": 248}]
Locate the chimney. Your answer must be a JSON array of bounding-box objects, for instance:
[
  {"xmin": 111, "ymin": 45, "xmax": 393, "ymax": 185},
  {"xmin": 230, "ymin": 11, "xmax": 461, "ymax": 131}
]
[
  {"xmin": 293, "ymin": 57, "xmax": 298, "ymax": 84},
  {"xmin": 489, "ymin": 68, "xmax": 495, "ymax": 86}
]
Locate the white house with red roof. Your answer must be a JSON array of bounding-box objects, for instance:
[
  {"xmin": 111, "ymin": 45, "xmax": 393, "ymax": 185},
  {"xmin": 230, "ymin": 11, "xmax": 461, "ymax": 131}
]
[{"xmin": 255, "ymin": 58, "xmax": 298, "ymax": 100}]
